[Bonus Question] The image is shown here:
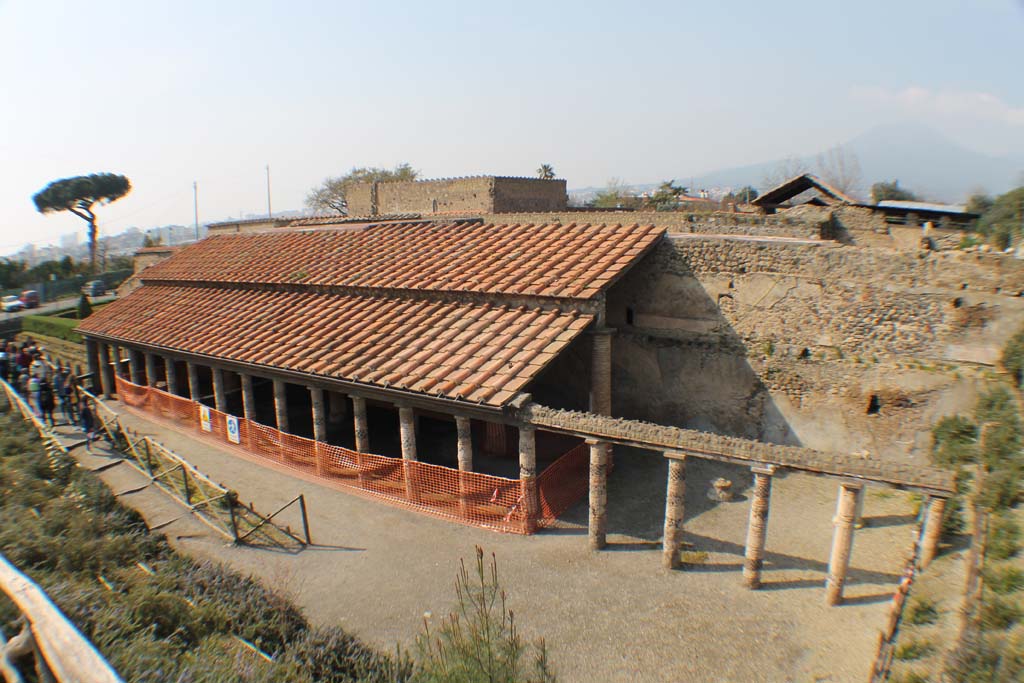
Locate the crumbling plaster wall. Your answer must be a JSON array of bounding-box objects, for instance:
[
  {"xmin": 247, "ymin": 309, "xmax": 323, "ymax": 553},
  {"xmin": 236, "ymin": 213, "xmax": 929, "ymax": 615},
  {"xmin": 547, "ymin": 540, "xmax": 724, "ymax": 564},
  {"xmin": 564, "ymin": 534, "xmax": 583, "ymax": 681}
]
[{"xmin": 605, "ymin": 235, "xmax": 1024, "ymax": 464}]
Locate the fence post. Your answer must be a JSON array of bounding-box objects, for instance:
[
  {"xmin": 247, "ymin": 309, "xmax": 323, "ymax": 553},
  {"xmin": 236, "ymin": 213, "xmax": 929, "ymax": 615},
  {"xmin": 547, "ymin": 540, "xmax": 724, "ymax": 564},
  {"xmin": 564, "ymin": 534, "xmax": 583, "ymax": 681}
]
[
  {"xmin": 181, "ymin": 464, "xmax": 191, "ymax": 505},
  {"xmin": 298, "ymin": 494, "xmax": 311, "ymax": 546},
  {"xmin": 227, "ymin": 491, "xmax": 240, "ymax": 544},
  {"xmin": 142, "ymin": 438, "xmax": 155, "ymax": 476}
]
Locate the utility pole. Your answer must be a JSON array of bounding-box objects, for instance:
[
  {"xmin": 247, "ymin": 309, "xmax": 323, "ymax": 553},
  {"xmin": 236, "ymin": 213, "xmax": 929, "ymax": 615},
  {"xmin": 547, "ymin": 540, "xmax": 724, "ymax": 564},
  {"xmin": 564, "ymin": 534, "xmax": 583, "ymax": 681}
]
[
  {"xmin": 266, "ymin": 165, "xmax": 272, "ymax": 218},
  {"xmin": 193, "ymin": 181, "xmax": 199, "ymax": 241}
]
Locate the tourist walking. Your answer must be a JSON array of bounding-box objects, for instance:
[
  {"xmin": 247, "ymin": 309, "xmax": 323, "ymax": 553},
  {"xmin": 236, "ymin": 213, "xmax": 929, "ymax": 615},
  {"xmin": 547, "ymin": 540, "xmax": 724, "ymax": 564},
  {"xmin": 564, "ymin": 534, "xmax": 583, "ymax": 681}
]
[
  {"xmin": 38, "ymin": 379, "xmax": 56, "ymax": 428},
  {"xmin": 80, "ymin": 403, "xmax": 97, "ymax": 453}
]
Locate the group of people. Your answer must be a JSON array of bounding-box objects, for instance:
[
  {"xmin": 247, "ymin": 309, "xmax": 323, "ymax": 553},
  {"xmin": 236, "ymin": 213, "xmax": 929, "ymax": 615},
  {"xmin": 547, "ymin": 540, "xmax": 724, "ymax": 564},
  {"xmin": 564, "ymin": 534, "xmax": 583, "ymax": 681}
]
[{"xmin": 0, "ymin": 338, "xmax": 97, "ymax": 449}]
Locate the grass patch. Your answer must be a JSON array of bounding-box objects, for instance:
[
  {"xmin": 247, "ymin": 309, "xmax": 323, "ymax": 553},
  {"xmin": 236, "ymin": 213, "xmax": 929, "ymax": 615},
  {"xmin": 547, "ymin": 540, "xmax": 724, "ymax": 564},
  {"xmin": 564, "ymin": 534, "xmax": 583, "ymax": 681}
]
[
  {"xmin": 905, "ymin": 596, "xmax": 940, "ymax": 626},
  {"xmin": 21, "ymin": 314, "xmax": 83, "ymax": 343},
  {"xmin": 894, "ymin": 638, "xmax": 935, "ymax": 661},
  {"xmin": 0, "ymin": 405, "xmax": 411, "ymax": 682},
  {"xmin": 988, "ymin": 514, "xmax": 1021, "ymax": 561},
  {"xmin": 979, "ymin": 596, "xmax": 1022, "ymax": 630},
  {"xmin": 984, "ymin": 565, "xmax": 1024, "ymax": 595},
  {"xmin": 681, "ymin": 551, "xmax": 709, "ymax": 565}
]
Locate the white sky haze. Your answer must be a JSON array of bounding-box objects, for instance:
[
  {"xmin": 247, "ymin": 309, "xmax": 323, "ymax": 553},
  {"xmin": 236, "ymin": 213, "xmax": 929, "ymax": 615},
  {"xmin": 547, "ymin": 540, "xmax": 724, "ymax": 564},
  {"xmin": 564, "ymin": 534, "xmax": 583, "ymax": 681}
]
[{"xmin": 1, "ymin": 0, "xmax": 1022, "ymax": 251}]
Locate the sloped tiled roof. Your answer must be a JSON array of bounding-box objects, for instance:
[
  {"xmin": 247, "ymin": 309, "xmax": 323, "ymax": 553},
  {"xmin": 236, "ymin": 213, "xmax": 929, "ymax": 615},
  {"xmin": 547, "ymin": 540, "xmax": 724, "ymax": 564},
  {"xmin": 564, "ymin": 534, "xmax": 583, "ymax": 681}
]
[
  {"xmin": 79, "ymin": 284, "xmax": 593, "ymax": 406},
  {"xmin": 141, "ymin": 222, "xmax": 664, "ymax": 301}
]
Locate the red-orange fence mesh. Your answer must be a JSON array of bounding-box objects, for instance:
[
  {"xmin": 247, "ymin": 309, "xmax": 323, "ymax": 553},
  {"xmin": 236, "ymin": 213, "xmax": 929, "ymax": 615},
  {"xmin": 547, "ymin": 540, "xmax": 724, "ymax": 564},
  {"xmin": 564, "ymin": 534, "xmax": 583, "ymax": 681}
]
[{"xmin": 114, "ymin": 376, "xmax": 585, "ymax": 534}]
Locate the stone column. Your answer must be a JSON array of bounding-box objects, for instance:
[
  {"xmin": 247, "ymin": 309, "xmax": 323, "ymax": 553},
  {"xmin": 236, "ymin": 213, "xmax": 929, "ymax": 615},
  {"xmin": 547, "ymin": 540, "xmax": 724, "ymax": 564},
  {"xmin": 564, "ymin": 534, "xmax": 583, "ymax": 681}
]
[
  {"xmin": 212, "ymin": 368, "xmax": 226, "ymax": 412},
  {"xmin": 588, "ymin": 440, "xmax": 609, "ymax": 550},
  {"xmin": 187, "ymin": 362, "xmax": 200, "ymax": 402},
  {"xmin": 110, "ymin": 345, "xmax": 121, "ymax": 377},
  {"xmin": 398, "ymin": 405, "xmax": 417, "ymax": 499},
  {"xmin": 826, "ymin": 483, "xmax": 862, "ymax": 606},
  {"xmin": 519, "ymin": 426, "xmax": 538, "ymax": 531},
  {"xmin": 310, "ymin": 386, "xmax": 326, "ymax": 476},
  {"xmin": 743, "ymin": 466, "xmax": 775, "ymax": 589},
  {"xmin": 456, "ymin": 416, "xmax": 473, "ymax": 472},
  {"xmin": 144, "ymin": 352, "xmax": 159, "ymax": 387},
  {"xmin": 919, "ymin": 496, "xmax": 947, "ymax": 570},
  {"xmin": 327, "ymin": 391, "xmax": 347, "ymax": 425},
  {"xmin": 165, "ymin": 357, "xmax": 179, "ymax": 395},
  {"xmin": 662, "ymin": 455, "xmax": 686, "ymax": 569},
  {"xmin": 128, "ymin": 350, "xmax": 143, "ymax": 385},
  {"xmin": 273, "ymin": 379, "xmax": 289, "ymax": 433},
  {"xmin": 591, "ymin": 329, "xmax": 614, "ymax": 467},
  {"xmin": 241, "ymin": 374, "xmax": 256, "ymax": 422},
  {"xmin": 591, "ymin": 330, "xmax": 612, "ymax": 416},
  {"xmin": 85, "ymin": 339, "xmax": 100, "ymax": 394},
  {"xmin": 98, "ymin": 343, "xmax": 115, "ymax": 398},
  {"xmin": 352, "ymin": 396, "xmax": 369, "ymax": 452},
  {"xmin": 456, "ymin": 415, "xmax": 473, "ymax": 513}
]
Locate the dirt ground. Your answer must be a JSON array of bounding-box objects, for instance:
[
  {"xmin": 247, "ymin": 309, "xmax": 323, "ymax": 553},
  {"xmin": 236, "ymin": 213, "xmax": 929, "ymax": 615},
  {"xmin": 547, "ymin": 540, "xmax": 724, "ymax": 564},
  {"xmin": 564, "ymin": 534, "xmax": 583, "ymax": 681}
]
[{"xmin": 62, "ymin": 402, "xmax": 919, "ymax": 683}]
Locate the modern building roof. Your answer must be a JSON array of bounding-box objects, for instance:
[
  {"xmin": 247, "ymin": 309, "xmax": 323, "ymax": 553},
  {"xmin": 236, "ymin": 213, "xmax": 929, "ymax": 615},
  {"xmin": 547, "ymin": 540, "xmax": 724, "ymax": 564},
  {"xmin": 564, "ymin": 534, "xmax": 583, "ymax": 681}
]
[
  {"xmin": 752, "ymin": 173, "xmax": 858, "ymax": 208},
  {"xmin": 875, "ymin": 200, "xmax": 971, "ymax": 215},
  {"xmin": 140, "ymin": 221, "xmax": 664, "ymax": 301},
  {"xmin": 81, "ymin": 221, "xmax": 664, "ymax": 407}
]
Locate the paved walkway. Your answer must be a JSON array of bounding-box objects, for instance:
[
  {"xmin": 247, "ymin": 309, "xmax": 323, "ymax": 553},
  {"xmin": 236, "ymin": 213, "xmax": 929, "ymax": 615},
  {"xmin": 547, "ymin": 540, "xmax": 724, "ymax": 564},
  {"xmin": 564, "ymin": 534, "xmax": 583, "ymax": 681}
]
[{"xmin": 60, "ymin": 402, "xmax": 917, "ymax": 682}]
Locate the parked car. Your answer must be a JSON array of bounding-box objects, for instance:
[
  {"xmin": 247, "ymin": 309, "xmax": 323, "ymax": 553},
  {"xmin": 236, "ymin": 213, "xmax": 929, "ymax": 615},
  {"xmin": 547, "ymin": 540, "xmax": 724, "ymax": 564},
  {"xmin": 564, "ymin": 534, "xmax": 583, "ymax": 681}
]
[
  {"xmin": 2, "ymin": 295, "xmax": 25, "ymax": 313},
  {"xmin": 82, "ymin": 280, "xmax": 106, "ymax": 297},
  {"xmin": 19, "ymin": 290, "xmax": 40, "ymax": 309}
]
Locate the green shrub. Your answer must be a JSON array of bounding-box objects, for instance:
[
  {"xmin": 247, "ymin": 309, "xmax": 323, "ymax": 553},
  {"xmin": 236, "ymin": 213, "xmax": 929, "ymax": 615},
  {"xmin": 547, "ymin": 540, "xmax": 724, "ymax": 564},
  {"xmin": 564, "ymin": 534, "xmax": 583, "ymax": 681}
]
[
  {"xmin": 415, "ymin": 547, "xmax": 555, "ymax": 683},
  {"xmin": 988, "ymin": 514, "xmax": 1022, "ymax": 561},
  {"xmin": 931, "ymin": 415, "xmax": 978, "ymax": 466},
  {"xmin": 975, "ymin": 467, "xmax": 1022, "ymax": 511},
  {"xmin": 984, "ymin": 565, "xmax": 1024, "ymax": 594},
  {"xmin": 281, "ymin": 626, "xmax": 413, "ymax": 683},
  {"xmin": 944, "ymin": 633, "xmax": 1001, "ymax": 682},
  {"xmin": 894, "ymin": 638, "xmax": 935, "ymax": 661},
  {"xmin": 1005, "ymin": 328, "xmax": 1024, "ymax": 389},
  {"xmin": 77, "ymin": 293, "xmax": 93, "ymax": 319},
  {"xmin": 942, "ymin": 494, "xmax": 967, "ymax": 538},
  {"xmin": 890, "ymin": 671, "xmax": 930, "ymax": 683},
  {"xmin": 905, "ymin": 596, "xmax": 940, "ymax": 626},
  {"xmin": 979, "ymin": 595, "xmax": 1022, "ymax": 630},
  {"xmin": 21, "ymin": 313, "xmax": 83, "ymax": 343}
]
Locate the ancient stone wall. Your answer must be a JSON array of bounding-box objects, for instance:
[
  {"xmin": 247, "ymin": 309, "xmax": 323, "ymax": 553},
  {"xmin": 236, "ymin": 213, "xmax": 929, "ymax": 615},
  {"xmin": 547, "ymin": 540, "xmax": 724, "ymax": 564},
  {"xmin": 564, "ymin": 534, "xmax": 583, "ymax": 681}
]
[
  {"xmin": 479, "ymin": 210, "xmax": 828, "ymax": 240},
  {"xmin": 345, "ymin": 177, "xmax": 567, "ymax": 216},
  {"xmin": 603, "ymin": 235, "xmax": 1024, "ymax": 463}
]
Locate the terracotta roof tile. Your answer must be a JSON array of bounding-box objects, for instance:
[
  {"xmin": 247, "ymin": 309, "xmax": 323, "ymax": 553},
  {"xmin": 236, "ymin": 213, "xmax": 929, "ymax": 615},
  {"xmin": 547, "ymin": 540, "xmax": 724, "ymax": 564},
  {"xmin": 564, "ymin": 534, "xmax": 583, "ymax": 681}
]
[
  {"xmin": 141, "ymin": 222, "xmax": 664, "ymax": 301},
  {"xmin": 79, "ymin": 285, "xmax": 592, "ymax": 407}
]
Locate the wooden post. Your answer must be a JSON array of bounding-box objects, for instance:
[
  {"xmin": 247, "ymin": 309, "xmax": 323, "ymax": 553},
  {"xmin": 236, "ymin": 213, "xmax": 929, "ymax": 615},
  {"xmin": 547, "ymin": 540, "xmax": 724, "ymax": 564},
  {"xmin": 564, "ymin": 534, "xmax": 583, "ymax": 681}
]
[
  {"xmin": 310, "ymin": 386, "xmax": 326, "ymax": 476},
  {"xmin": 273, "ymin": 379, "xmax": 289, "ymax": 433},
  {"xmin": 919, "ymin": 496, "xmax": 947, "ymax": 570},
  {"xmin": 743, "ymin": 466, "xmax": 774, "ymax": 588},
  {"xmin": 826, "ymin": 483, "xmax": 861, "ymax": 605},
  {"xmin": 298, "ymin": 494, "xmax": 312, "ymax": 546},
  {"xmin": 399, "ymin": 405, "xmax": 417, "ymax": 499},
  {"xmin": 187, "ymin": 362, "xmax": 200, "ymax": 402},
  {"xmin": 519, "ymin": 426, "xmax": 538, "ymax": 532},
  {"xmin": 181, "ymin": 465, "xmax": 191, "ymax": 505},
  {"xmin": 212, "ymin": 368, "xmax": 226, "ymax": 413},
  {"xmin": 588, "ymin": 440, "xmax": 609, "ymax": 550},
  {"xmin": 165, "ymin": 357, "xmax": 178, "ymax": 396},
  {"xmin": 662, "ymin": 455, "xmax": 686, "ymax": 569},
  {"xmin": 144, "ymin": 352, "xmax": 158, "ymax": 387}
]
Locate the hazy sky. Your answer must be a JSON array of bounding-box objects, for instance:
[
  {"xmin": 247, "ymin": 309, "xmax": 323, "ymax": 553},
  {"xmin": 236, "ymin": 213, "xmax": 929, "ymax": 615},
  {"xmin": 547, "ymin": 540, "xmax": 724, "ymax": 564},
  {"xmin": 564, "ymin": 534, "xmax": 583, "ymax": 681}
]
[{"xmin": 2, "ymin": 0, "xmax": 1022, "ymax": 253}]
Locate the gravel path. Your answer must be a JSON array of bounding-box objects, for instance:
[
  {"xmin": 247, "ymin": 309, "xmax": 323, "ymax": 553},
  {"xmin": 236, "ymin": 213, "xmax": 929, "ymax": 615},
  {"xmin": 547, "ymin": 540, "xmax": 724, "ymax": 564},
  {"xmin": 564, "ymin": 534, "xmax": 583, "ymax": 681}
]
[{"xmin": 75, "ymin": 404, "xmax": 917, "ymax": 682}]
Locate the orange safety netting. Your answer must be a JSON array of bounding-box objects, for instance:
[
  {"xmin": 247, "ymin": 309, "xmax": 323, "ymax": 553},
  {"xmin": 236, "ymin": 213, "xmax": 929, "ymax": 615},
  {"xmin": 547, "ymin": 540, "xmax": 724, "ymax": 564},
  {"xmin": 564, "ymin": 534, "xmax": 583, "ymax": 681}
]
[{"xmin": 114, "ymin": 376, "xmax": 586, "ymax": 534}]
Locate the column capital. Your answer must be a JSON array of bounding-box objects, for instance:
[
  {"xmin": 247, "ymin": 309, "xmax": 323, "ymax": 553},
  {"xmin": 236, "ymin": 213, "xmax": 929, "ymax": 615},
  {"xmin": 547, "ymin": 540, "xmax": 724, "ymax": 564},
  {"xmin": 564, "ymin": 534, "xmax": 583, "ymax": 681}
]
[
  {"xmin": 586, "ymin": 326, "xmax": 617, "ymax": 337},
  {"xmin": 751, "ymin": 464, "xmax": 777, "ymax": 476}
]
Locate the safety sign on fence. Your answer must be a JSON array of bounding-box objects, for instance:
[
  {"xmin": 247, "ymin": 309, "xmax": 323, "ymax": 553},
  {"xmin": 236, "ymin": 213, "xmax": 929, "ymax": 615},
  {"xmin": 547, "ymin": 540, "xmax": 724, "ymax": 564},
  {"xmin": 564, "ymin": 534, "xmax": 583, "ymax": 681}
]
[
  {"xmin": 226, "ymin": 415, "xmax": 240, "ymax": 444},
  {"xmin": 199, "ymin": 405, "xmax": 211, "ymax": 432}
]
